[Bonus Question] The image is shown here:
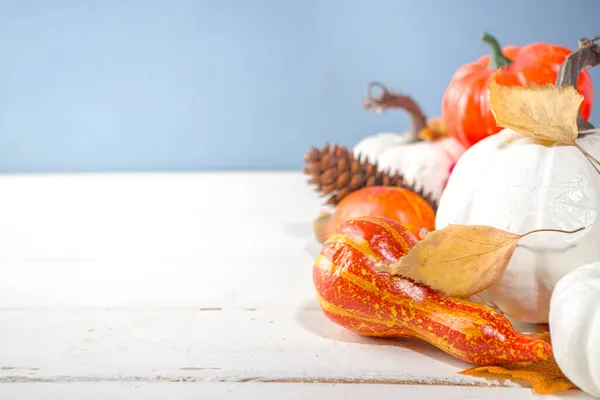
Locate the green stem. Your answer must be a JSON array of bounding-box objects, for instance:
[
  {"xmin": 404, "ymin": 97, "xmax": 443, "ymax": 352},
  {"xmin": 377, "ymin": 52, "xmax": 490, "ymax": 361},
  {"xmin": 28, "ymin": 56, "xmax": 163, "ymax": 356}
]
[{"xmin": 482, "ymin": 32, "xmax": 513, "ymax": 70}]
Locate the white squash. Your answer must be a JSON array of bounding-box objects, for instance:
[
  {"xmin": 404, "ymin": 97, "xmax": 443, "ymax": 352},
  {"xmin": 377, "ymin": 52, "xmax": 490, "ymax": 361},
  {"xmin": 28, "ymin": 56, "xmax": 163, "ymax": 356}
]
[
  {"xmin": 550, "ymin": 262, "xmax": 600, "ymax": 398},
  {"xmin": 358, "ymin": 82, "xmax": 466, "ymax": 201},
  {"xmin": 353, "ymin": 132, "xmax": 465, "ymax": 201},
  {"xmin": 436, "ymin": 128, "xmax": 600, "ymax": 323}
]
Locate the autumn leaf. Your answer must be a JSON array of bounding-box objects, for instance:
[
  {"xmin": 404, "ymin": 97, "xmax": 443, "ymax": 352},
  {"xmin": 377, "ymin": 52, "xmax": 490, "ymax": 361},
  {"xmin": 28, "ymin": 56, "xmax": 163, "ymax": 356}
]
[
  {"xmin": 460, "ymin": 333, "xmax": 576, "ymax": 394},
  {"xmin": 488, "ymin": 77, "xmax": 600, "ymax": 169},
  {"xmin": 418, "ymin": 117, "xmax": 448, "ymax": 141},
  {"xmin": 489, "ymin": 78, "xmax": 583, "ymax": 144},
  {"xmin": 377, "ymin": 225, "xmax": 583, "ymax": 298}
]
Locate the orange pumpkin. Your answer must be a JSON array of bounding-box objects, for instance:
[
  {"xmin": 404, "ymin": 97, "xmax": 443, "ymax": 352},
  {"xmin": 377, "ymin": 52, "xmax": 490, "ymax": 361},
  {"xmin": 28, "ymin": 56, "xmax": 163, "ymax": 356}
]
[
  {"xmin": 442, "ymin": 33, "xmax": 594, "ymax": 148},
  {"xmin": 314, "ymin": 186, "xmax": 435, "ymax": 242}
]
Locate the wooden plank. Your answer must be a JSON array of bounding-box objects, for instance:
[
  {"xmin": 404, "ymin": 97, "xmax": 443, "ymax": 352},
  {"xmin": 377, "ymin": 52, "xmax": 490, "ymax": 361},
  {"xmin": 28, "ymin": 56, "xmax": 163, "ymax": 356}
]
[
  {"xmin": 0, "ymin": 382, "xmax": 588, "ymax": 400},
  {"xmin": 0, "ymin": 254, "xmax": 318, "ymax": 310},
  {"xmin": 0, "ymin": 173, "xmax": 583, "ymax": 398},
  {"xmin": 0, "ymin": 173, "xmax": 320, "ymax": 309},
  {"xmin": 0, "ymin": 309, "xmax": 492, "ymax": 386},
  {"xmin": 0, "ymin": 173, "xmax": 322, "ymax": 261},
  {"xmin": 0, "ymin": 308, "xmax": 551, "ymax": 395}
]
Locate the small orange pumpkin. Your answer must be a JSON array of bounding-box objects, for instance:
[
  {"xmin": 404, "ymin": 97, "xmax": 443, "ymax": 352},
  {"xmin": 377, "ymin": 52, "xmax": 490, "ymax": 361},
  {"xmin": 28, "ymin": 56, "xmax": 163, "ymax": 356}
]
[{"xmin": 314, "ymin": 186, "xmax": 435, "ymax": 243}]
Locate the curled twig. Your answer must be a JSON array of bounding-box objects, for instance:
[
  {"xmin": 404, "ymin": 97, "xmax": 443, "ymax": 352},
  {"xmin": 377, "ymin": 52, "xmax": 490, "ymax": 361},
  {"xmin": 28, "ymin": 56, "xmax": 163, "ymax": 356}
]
[
  {"xmin": 362, "ymin": 81, "xmax": 396, "ymax": 113},
  {"xmin": 361, "ymin": 81, "xmax": 428, "ymax": 140},
  {"xmin": 577, "ymin": 36, "xmax": 600, "ymax": 49},
  {"xmin": 365, "ymin": 81, "xmax": 390, "ymax": 99}
]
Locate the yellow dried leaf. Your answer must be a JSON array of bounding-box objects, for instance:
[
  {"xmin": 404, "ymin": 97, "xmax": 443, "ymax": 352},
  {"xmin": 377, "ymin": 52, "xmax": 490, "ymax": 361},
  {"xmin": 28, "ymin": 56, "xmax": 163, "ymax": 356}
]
[
  {"xmin": 377, "ymin": 225, "xmax": 584, "ymax": 298},
  {"xmin": 378, "ymin": 225, "xmax": 519, "ymax": 298},
  {"xmin": 460, "ymin": 333, "xmax": 577, "ymax": 395},
  {"xmin": 488, "ymin": 78, "xmax": 583, "ymax": 144}
]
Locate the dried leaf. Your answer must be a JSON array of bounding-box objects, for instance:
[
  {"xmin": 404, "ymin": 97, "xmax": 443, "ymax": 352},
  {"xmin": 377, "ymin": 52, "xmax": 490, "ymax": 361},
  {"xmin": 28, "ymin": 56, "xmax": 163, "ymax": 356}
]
[
  {"xmin": 460, "ymin": 333, "xmax": 576, "ymax": 394},
  {"xmin": 488, "ymin": 78, "xmax": 583, "ymax": 144},
  {"xmin": 377, "ymin": 225, "xmax": 583, "ymax": 298},
  {"xmin": 418, "ymin": 117, "xmax": 448, "ymax": 141},
  {"xmin": 378, "ymin": 225, "xmax": 518, "ymax": 297}
]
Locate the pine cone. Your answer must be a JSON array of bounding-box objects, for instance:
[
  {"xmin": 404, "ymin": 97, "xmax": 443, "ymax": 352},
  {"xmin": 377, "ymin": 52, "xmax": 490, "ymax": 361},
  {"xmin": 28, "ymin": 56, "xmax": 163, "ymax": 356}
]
[{"xmin": 303, "ymin": 143, "xmax": 438, "ymax": 211}]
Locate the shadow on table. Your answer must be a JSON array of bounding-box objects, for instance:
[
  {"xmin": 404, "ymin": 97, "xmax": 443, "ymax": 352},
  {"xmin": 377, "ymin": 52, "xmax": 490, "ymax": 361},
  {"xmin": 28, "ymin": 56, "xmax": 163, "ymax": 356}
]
[
  {"xmin": 295, "ymin": 299, "xmax": 470, "ymax": 370},
  {"xmin": 282, "ymin": 222, "xmax": 314, "ymax": 239},
  {"xmin": 281, "ymin": 221, "xmax": 322, "ymax": 258}
]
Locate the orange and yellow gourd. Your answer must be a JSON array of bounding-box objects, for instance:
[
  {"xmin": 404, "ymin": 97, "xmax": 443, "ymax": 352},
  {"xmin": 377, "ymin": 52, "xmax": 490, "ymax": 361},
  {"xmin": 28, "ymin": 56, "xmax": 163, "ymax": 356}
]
[{"xmin": 313, "ymin": 216, "xmax": 552, "ymax": 365}]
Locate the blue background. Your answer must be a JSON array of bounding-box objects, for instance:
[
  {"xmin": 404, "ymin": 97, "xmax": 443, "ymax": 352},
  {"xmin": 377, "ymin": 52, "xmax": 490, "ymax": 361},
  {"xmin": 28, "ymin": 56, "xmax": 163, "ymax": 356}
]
[{"xmin": 0, "ymin": 0, "xmax": 598, "ymax": 173}]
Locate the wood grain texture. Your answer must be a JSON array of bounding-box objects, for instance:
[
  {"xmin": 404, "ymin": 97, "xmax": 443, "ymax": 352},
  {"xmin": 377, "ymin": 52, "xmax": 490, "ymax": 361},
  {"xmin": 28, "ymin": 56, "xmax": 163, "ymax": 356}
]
[
  {"xmin": 1, "ymin": 383, "xmax": 590, "ymax": 400},
  {"xmin": 0, "ymin": 173, "xmax": 590, "ymax": 399},
  {"xmin": 0, "ymin": 308, "xmax": 491, "ymax": 385}
]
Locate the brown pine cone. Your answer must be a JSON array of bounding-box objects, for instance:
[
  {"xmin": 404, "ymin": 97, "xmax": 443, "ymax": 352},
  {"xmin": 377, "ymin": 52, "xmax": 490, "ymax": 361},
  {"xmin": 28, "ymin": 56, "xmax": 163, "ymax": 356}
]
[{"xmin": 303, "ymin": 143, "xmax": 438, "ymax": 211}]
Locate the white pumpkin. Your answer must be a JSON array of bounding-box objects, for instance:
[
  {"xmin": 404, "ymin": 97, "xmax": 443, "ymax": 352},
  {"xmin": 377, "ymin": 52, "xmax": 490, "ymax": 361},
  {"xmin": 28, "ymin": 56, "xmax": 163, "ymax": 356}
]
[
  {"xmin": 550, "ymin": 262, "xmax": 600, "ymax": 398},
  {"xmin": 436, "ymin": 128, "xmax": 600, "ymax": 323},
  {"xmin": 353, "ymin": 130, "xmax": 465, "ymax": 201},
  {"xmin": 358, "ymin": 82, "xmax": 466, "ymax": 201}
]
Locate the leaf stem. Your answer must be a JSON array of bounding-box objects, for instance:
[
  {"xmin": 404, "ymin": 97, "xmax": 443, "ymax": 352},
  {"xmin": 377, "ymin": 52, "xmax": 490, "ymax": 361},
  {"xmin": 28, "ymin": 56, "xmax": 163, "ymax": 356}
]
[
  {"xmin": 574, "ymin": 141, "xmax": 600, "ymax": 169},
  {"xmin": 519, "ymin": 227, "xmax": 585, "ymax": 239}
]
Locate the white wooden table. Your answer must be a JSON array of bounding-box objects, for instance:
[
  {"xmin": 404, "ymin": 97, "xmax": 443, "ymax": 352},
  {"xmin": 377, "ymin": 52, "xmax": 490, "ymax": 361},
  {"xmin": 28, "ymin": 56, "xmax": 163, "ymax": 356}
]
[{"xmin": 0, "ymin": 172, "xmax": 592, "ymax": 399}]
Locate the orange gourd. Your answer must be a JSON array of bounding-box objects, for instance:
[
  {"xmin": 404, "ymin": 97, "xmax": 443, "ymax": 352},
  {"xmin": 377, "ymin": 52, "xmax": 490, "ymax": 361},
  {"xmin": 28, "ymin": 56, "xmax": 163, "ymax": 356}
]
[
  {"xmin": 314, "ymin": 186, "xmax": 435, "ymax": 242},
  {"xmin": 442, "ymin": 33, "xmax": 594, "ymax": 148},
  {"xmin": 313, "ymin": 216, "xmax": 553, "ymax": 365}
]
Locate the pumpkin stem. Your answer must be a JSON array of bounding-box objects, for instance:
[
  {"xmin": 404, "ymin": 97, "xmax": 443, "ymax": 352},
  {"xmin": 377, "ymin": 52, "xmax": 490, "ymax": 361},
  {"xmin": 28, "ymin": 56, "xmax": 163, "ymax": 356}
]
[
  {"xmin": 481, "ymin": 32, "xmax": 513, "ymax": 70},
  {"xmin": 362, "ymin": 81, "xmax": 428, "ymax": 142},
  {"xmin": 556, "ymin": 36, "xmax": 600, "ymax": 132}
]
